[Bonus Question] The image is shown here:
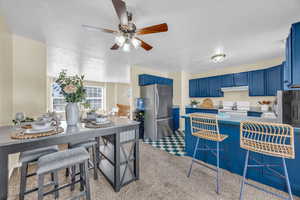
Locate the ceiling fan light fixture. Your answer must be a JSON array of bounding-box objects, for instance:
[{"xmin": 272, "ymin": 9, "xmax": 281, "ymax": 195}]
[
  {"xmin": 131, "ymin": 38, "xmax": 141, "ymax": 49},
  {"xmin": 122, "ymin": 41, "xmax": 131, "ymax": 52},
  {"xmin": 115, "ymin": 35, "xmax": 126, "ymax": 46},
  {"xmin": 211, "ymin": 53, "xmax": 226, "ymax": 63}
]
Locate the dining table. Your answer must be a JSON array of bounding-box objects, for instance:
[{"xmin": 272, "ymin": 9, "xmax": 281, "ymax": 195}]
[{"xmin": 0, "ymin": 117, "xmax": 140, "ymax": 200}]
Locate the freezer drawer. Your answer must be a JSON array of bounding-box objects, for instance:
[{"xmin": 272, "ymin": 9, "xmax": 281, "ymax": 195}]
[{"xmin": 156, "ymin": 117, "xmax": 173, "ymax": 140}]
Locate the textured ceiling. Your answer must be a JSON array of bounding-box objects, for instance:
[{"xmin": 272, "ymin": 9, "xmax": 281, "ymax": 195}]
[{"xmin": 1, "ymin": 0, "xmax": 300, "ymax": 82}]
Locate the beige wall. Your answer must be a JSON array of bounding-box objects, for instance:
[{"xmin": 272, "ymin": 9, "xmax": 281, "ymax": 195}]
[
  {"xmin": 12, "ymin": 35, "xmax": 47, "ymax": 118},
  {"xmin": 0, "ymin": 16, "xmax": 13, "ymax": 126},
  {"xmin": 190, "ymin": 58, "xmax": 283, "ymax": 107}
]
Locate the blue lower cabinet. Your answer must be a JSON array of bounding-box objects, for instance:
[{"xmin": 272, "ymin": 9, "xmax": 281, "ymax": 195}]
[
  {"xmin": 185, "ymin": 108, "xmax": 218, "ymax": 114},
  {"xmin": 247, "ymin": 111, "xmax": 262, "ymax": 117},
  {"xmin": 172, "ymin": 108, "xmax": 180, "ymax": 131},
  {"xmin": 183, "ymin": 116, "xmax": 300, "ymax": 197}
]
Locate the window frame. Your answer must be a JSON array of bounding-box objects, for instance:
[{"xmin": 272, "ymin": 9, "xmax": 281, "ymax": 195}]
[{"xmin": 51, "ymin": 84, "xmax": 106, "ymax": 112}]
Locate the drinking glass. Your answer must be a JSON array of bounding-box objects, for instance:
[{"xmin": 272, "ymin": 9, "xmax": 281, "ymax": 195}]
[{"xmin": 15, "ymin": 112, "xmax": 25, "ymax": 129}]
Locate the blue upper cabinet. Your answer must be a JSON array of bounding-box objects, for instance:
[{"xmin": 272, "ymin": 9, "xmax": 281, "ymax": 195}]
[
  {"xmin": 285, "ymin": 22, "xmax": 300, "ymax": 88},
  {"xmin": 221, "ymin": 74, "xmax": 234, "ymax": 87},
  {"xmin": 265, "ymin": 65, "xmax": 283, "ymax": 96},
  {"xmin": 248, "ymin": 69, "xmax": 266, "ymax": 96},
  {"xmin": 139, "ymin": 74, "xmax": 173, "ymax": 86},
  {"xmin": 189, "ymin": 79, "xmax": 197, "ymax": 97},
  {"xmin": 233, "ymin": 72, "xmax": 248, "ymax": 86},
  {"xmin": 189, "ymin": 66, "xmax": 282, "ymax": 97},
  {"xmin": 209, "ymin": 76, "xmax": 223, "ymax": 97}
]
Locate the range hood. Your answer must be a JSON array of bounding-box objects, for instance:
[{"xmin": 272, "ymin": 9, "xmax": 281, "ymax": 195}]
[{"xmin": 221, "ymin": 86, "xmax": 249, "ymax": 92}]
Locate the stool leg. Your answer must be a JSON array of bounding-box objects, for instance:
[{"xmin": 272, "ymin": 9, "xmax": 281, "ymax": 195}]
[
  {"xmin": 216, "ymin": 141, "xmax": 220, "ymax": 194},
  {"xmin": 79, "ymin": 163, "xmax": 84, "ymax": 191},
  {"xmin": 70, "ymin": 165, "xmax": 76, "ymax": 191},
  {"xmin": 282, "ymin": 158, "xmax": 294, "ymax": 200},
  {"xmin": 187, "ymin": 137, "xmax": 200, "ymax": 177},
  {"xmin": 83, "ymin": 160, "xmax": 91, "ymax": 200},
  {"xmin": 239, "ymin": 150, "xmax": 250, "ymax": 200},
  {"xmin": 19, "ymin": 162, "xmax": 28, "ymax": 200},
  {"xmin": 37, "ymin": 174, "xmax": 45, "ymax": 200},
  {"xmin": 92, "ymin": 145, "xmax": 98, "ymax": 180},
  {"xmin": 52, "ymin": 172, "xmax": 59, "ymax": 199},
  {"xmin": 65, "ymin": 167, "xmax": 69, "ymax": 177}
]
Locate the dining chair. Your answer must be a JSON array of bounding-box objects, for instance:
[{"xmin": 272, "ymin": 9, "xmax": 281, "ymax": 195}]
[
  {"xmin": 187, "ymin": 113, "xmax": 228, "ymax": 194},
  {"xmin": 239, "ymin": 121, "xmax": 295, "ymax": 200}
]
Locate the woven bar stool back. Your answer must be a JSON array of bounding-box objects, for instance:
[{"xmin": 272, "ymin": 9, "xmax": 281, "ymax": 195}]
[
  {"xmin": 240, "ymin": 121, "xmax": 295, "ymax": 159},
  {"xmin": 190, "ymin": 113, "xmax": 227, "ymax": 142},
  {"xmin": 239, "ymin": 121, "xmax": 295, "ymax": 200}
]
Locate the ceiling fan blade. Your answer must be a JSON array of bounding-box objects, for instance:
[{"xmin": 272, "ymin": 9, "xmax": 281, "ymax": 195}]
[
  {"xmin": 82, "ymin": 24, "xmax": 117, "ymax": 34},
  {"xmin": 136, "ymin": 23, "xmax": 168, "ymax": 35},
  {"xmin": 135, "ymin": 37, "xmax": 153, "ymax": 51},
  {"xmin": 111, "ymin": 44, "xmax": 120, "ymax": 50},
  {"xmin": 112, "ymin": 0, "xmax": 128, "ymax": 25}
]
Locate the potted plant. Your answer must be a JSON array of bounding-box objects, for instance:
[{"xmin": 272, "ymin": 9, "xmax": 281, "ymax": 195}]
[
  {"xmin": 55, "ymin": 70, "xmax": 86, "ymax": 126},
  {"xmin": 191, "ymin": 100, "xmax": 199, "ymax": 108}
]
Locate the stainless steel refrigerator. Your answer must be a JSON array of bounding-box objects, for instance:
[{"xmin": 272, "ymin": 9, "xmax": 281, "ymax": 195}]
[{"xmin": 141, "ymin": 84, "xmax": 173, "ymax": 141}]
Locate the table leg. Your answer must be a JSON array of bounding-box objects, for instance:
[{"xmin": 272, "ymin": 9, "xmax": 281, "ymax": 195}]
[
  {"xmin": 134, "ymin": 128, "xmax": 140, "ymax": 180},
  {"xmin": 114, "ymin": 132, "xmax": 121, "ymax": 192},
  {"xmin": 0, "ymin": 150, "xmax": 9, "ymax": 200},
  {"xmin": 95, "ymin": 137, "xmax": 100, "ymax": 165}
]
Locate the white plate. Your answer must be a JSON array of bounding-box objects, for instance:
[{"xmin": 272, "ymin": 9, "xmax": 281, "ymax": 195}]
[
  {"xmin": 24, "ymin": 127, "xmax": 54, "ymax": 134},
  {"xmin": 93, "ymin": 120, "xmax": 111, "ymax": 125}
]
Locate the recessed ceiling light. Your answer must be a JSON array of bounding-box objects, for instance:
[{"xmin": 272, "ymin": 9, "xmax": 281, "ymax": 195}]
[{"xmin": 211, "ymin": 53, "xmax": 226, "ymax": 63}]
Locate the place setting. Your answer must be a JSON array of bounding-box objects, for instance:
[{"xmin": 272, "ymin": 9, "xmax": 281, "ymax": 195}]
[{"xmin": 11, "ymin": 112, "xmax": 64, "ymax": 140}]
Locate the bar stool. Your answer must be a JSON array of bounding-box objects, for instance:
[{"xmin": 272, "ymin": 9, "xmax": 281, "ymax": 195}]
[
  {"xmin": 37, "ymin": 147, "xmax": 91, "ymax": 200},
  {"xmin": 19, "ymin": 146, "xmax": 59, "ymax": 200},
  {"xmin": 187, "ymin": 113, "xmax": 228, "ymax": 194},
  {"xmin": 68, "ymin": 139, "xmax": 98, "ymax": 191},
  {"xmin": 239, "ymin": 121, "xmax": 295, "ymax": 200}
]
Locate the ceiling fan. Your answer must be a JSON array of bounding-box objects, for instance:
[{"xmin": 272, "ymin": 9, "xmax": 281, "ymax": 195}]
[{"xmin": 82, "ymin": 0, "xmax": 168, "ymax": 52}]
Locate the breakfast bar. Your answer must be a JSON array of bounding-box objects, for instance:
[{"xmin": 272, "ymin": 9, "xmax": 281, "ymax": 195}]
[
  {"xmin": 182, "ymin": 114, "xmax": 300, "ymax": 197},
  {"xmin": 0, "ymin": 118, "xmax": 140, "ymax": 200}
]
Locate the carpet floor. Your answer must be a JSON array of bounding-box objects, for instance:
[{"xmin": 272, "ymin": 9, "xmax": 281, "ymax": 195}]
[{"xmin": 7, "ymin": 142, "xmax": 299, "ymax": 200}]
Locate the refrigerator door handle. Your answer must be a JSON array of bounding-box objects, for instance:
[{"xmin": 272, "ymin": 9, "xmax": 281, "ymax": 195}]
[
  {"xmin": 156, "ymin": 117, "xmax": 173, "ymax": 122},
  {"xmin": 155, "ymin": 86, "xmax": 159, "ymax": 117}
]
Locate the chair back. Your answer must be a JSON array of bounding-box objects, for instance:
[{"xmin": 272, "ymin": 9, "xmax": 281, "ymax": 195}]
[
  {"xmin": 190, "ymin": 113, "xmax": 221, "ymax": 140},
  {"xmin": 240, "ymin": 121, "xmax": 295, "ymax": 159}
]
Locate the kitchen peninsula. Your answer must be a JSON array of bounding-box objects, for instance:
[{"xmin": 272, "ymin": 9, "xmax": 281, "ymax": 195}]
[{"xmin": 182, "ymin": 114, "xmax": 300, "ymax": 196}]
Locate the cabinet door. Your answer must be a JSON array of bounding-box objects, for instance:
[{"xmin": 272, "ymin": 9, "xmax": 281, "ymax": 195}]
[
  {"xmin": 249, "ymin": 70, "xmax": 266, "ymax": 96},
  {"xmin": 221, "ymin": 74, "xmax": 234, "ymax": 87},
  {"xmin": 209, "ymin": 76, "xmax": 222, "ymax": 97},
  {"xmin": 199, "ymin": 78, "xmax": 209, "ymax": 97},
  {"xmin": 284, "ymin": 35, "xmax": 292, "ymax": 86},
  {"xmin": 189, "ymin": 79, "xmax": 197, "ymax": 97},
  {"xmin": 291, "ymin": 23, "xmax": 300, "ymax": 88},
  {"xmin": 234, "ymin": 72, "xmax": 248, "ymax": 86},
  {"xmin": 265, "ymin": 66, "xmax": 283, "ymax": 96}
]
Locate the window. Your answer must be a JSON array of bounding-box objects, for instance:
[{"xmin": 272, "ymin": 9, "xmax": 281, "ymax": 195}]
[{"xmin": 52, "ymin": 83, "xmax": 105, "ymax": 112}]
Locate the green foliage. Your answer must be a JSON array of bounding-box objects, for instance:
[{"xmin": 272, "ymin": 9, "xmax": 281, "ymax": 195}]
[
  {"xmin": 191, "ymin": 100, "xmax": 199, "ymax": 105},
  {"xmin": 55, "ymin": 70, "xmax": 86, "ymax": 103}
]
